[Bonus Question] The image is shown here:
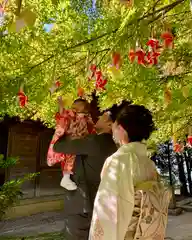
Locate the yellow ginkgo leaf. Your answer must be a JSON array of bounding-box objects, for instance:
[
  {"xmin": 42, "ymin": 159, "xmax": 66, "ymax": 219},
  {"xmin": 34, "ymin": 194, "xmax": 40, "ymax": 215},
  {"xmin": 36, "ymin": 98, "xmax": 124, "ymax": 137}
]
[
  {"xmin": 20, "ymin": 9, "xmax": 36, "ymax": 27},
  {"xmin": 52, "ymin": 0, "xmax": 58, "ymax": 5},
  {"xmin": 16, "ymin": 18, "xmax": 26, "ymax": 32},
  {"xmin": 108, "ymin": 66, "xmax": 123, "ymax": 80},
  {"xmin": 182, "ymin": 85, "xmax": 190, "ymax": 98},
  {"xmin": 8, "ymin": 21, "xmax": 16, "ymax": 32}
]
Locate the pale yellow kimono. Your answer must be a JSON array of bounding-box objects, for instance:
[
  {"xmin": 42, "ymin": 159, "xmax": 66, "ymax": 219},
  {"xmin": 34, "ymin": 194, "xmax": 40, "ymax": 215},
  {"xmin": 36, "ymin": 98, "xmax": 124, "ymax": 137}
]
[{"xmin": 89, "ymin": 142, "xmax": 171, "ymax": 240}]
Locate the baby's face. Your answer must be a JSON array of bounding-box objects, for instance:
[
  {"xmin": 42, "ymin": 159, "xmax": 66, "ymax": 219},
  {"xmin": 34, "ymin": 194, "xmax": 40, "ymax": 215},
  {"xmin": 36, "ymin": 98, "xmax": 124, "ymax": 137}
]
[{"xmin": 72, "ymin": 101, "xmax": 89, "ymax": 113}]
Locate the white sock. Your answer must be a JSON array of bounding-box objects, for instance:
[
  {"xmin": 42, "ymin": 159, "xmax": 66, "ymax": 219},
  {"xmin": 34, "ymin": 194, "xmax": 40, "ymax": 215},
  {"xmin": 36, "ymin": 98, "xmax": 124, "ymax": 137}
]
[
  {"xmin": 63, "ymin": 173, "xmax": 70, "ymax": 180},
  {"xmin": 60, "ymin": 173, "xmax": 77, "ymax": 191}
]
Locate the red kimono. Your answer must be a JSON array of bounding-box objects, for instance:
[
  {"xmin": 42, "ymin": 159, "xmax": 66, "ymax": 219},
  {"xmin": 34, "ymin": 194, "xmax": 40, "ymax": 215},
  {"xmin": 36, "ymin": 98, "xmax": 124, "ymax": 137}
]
[{"xmin": 47, "ymin": 109, "xmax": 95, "ymax": 174}]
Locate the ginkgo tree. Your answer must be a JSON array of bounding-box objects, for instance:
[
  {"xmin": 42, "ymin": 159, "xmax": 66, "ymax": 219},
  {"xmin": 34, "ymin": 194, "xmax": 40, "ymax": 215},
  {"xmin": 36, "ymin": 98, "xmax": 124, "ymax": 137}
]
[{"xmin": 0, "ymin": 0, "xmax": 191, "ymax": 147}]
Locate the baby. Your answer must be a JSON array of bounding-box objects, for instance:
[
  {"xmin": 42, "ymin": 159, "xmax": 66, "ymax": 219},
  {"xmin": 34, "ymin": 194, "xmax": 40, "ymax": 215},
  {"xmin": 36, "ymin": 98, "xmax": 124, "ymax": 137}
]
[{"xmin": 47, "ymin": 97, "xmax": 95, "ymax": 191}]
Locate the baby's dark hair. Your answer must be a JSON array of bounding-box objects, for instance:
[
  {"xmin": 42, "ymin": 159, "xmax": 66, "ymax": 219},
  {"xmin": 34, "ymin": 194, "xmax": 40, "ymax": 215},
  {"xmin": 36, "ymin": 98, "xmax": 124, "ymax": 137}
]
[
  {"xmin": 116, "ymin": 104, "xmax": 155, "ymax": 142},
  {"xmin": 73, "ymin": 98, "xmax": 90, "ymax": 110}
]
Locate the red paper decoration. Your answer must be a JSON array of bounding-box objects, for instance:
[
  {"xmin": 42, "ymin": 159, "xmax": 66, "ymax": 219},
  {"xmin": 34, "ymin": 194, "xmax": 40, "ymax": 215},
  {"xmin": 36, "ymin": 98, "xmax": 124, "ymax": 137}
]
[
  {"xmin": 135, "ymin": 49, "xmax": 146, "ymax": 65},
  {"xmin": 88, "ymin": 64, "xmax": 97, "ymax": 81},
  {"xmin": 129, "ymin": 49, "xmax": 135, "ymax": 63},
  {"xmin": 112, "ymin": 52, "xmax": 121, "ymax": 69},
  {"xmin": 188, "ymin": 136, "xmax": 192, "ymax": 145},
  {"xmin": 161, "ymin": 31, "xmax": 174, "ymax": 49},
  {"xmin": 128, "ymin": 31, "xmax": 174, "ymax": 67},
  {"xmin": 146, "ymin": 38, "xmax": 160, "ymax": 51},
  {"xmin": 146, "ymin": 51, "xmax": 161, "ymax": 65},
  {"xmin": 88, "ymin": 65, "xmax": 107, "ymax": 90},
  {"xmin": 174, "ymin": 143, "xmax": 182, "ymax": 153},
  {"xmin": 18, "ymin": 88, "xmax": 28, "ymax": 108}
]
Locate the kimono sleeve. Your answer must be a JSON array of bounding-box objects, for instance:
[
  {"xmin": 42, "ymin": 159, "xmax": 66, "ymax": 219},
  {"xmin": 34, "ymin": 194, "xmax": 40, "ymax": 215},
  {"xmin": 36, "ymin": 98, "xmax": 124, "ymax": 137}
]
[{"xmin": 89, "ymin": 153, "xmax": 135, "ymax": 240}]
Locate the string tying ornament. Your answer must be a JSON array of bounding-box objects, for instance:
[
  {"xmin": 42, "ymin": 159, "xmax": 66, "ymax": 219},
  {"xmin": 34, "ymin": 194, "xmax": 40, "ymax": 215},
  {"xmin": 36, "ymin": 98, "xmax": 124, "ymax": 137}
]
[{"xmin": 18, "ymin": 87, "xmax": 28, "ymax": 108}]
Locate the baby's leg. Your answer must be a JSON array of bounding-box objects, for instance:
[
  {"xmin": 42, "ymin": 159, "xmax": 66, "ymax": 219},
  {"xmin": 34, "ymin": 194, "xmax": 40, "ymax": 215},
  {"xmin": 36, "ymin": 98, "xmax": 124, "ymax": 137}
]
[{"xmin": 60, "ymin": 158, "xmax": 77, "ymax": 191}]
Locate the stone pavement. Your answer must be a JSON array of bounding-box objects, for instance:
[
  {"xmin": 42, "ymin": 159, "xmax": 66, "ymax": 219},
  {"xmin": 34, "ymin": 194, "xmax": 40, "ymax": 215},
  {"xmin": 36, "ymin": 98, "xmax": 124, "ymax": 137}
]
[
  {"xmin": 0, "ymin": 211, "xmax": 192, "ymax": 239},
  {"xmin": 166, "ymin": 212, "xmax": 192, "ymax": 240}
]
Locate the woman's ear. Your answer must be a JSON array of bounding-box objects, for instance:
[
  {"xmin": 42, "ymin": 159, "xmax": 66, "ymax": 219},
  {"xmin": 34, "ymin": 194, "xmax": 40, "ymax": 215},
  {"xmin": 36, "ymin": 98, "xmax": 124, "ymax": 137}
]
[{"xmin": 118, "ymin": 125, "xmax": 129, "ymax": 143}]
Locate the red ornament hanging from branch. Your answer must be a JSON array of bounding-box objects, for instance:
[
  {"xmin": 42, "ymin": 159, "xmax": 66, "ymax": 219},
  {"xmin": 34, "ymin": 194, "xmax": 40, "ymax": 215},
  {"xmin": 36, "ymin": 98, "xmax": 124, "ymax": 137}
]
[
  {"xmin": 88, "ymin": 64, "xmax": 97, "ymax": 81},
  {"xmin": 161, "ymin": 31, "xmax": 174, "ymax": 49},
  {"xmin": 95, "ymin": 70, "xmax": 107, "ymax": 90},
  {"xmin": 18, "ymin": 87, "xmax": 28, "ymax": 108},
  {"xmin": 146, "ymin": 38, "xmax": 160, "ymax": 52},
  {"xmin": 135, "ymin": 48, "xmax": 146, "ymax": 66},
  {"xmin": 88, "ymin": 64, "xmax": 107, "ymax": 90},
  {"xmin": 146, "ymin": 51, "xmax": 161, "ymax": 65},
  {"xmin": 187, "ymin": 136, "xmax": 192, "ymax": 146},
  {"xmin": 112, "ymin": 52, "xmax": 122, "ymax": 69},
  {"xmin": 128, "ymin": 49, "xmax": 135, "ymax": 63}
]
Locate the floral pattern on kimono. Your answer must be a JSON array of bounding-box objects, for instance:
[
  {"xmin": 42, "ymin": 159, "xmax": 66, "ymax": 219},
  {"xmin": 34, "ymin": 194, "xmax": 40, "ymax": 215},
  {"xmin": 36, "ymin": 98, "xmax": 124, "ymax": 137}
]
[
  {"xmin": 89, "ymin": 143, "xmax": 171, "ymax": 240},
  {"xmin": 47, "ymin": 109, "xmax": 95, "ymax": 174}
]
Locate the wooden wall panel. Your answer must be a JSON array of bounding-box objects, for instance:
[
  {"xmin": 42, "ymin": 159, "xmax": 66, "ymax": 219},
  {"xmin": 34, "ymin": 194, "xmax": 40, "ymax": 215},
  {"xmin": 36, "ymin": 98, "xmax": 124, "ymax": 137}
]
[
  {"xmin": 39, "ymin": 169, "xmax": 64, "ymax": 196},
  {"xmin": 7, "ymin": 124, "xmax": 38, "ymax": 198},
  {"xmin": 37, "ymin": 129, "xmax": 63, "ymax": 196}
]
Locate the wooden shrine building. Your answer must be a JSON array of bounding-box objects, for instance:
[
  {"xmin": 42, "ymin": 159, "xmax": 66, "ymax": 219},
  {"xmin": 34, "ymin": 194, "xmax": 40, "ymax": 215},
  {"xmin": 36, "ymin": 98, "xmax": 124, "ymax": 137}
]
[{"xmin": 0, "ymin": 117, "xmax": 64, "ymax": 219}]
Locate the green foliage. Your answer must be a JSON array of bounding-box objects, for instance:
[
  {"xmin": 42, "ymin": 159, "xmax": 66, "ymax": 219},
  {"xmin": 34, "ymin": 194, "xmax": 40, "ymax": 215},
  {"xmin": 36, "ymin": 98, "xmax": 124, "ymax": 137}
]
[
  {"xmin": 0, "ymin": 154, "xmax": 18, "ymax": 168},
  {"xmin": 0, "ymin": 155, "xmax": 39, "ymax": 220},
  {"xmin": 0, "ymin": 0, "xmax": 191, "ymax": 145}
]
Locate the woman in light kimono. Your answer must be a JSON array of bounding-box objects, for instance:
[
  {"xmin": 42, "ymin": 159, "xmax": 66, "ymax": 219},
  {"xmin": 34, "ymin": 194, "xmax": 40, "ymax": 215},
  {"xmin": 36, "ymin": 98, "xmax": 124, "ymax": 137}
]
[{"xmin": 89, "ymin": 104, "xmax": 171, "ymax": 240}]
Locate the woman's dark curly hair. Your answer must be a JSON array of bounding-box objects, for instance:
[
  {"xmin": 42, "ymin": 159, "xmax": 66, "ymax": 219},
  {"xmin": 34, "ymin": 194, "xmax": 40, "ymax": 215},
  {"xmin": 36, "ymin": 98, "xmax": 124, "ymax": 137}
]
[
  {"xmin": 105, "ymin": 100, "xmax": 132, "ymax": 122},
  {"xmin": 116, "ymin": 104, "xmax": 155, "ymax": 142}
]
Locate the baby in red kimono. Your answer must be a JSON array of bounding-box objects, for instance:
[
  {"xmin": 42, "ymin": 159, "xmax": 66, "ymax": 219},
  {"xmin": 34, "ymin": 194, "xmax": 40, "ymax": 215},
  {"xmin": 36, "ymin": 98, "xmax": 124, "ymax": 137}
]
[{"xmin": 47, "ymin": 97, "xmax": 95, "ymax": 191}]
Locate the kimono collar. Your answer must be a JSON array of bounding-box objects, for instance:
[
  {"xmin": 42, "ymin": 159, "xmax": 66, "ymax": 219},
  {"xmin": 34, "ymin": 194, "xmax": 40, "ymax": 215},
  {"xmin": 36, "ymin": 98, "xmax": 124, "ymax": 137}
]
[{"xmin": 120, "ymin": 142, "xmax": 147, "ymax": 156}]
